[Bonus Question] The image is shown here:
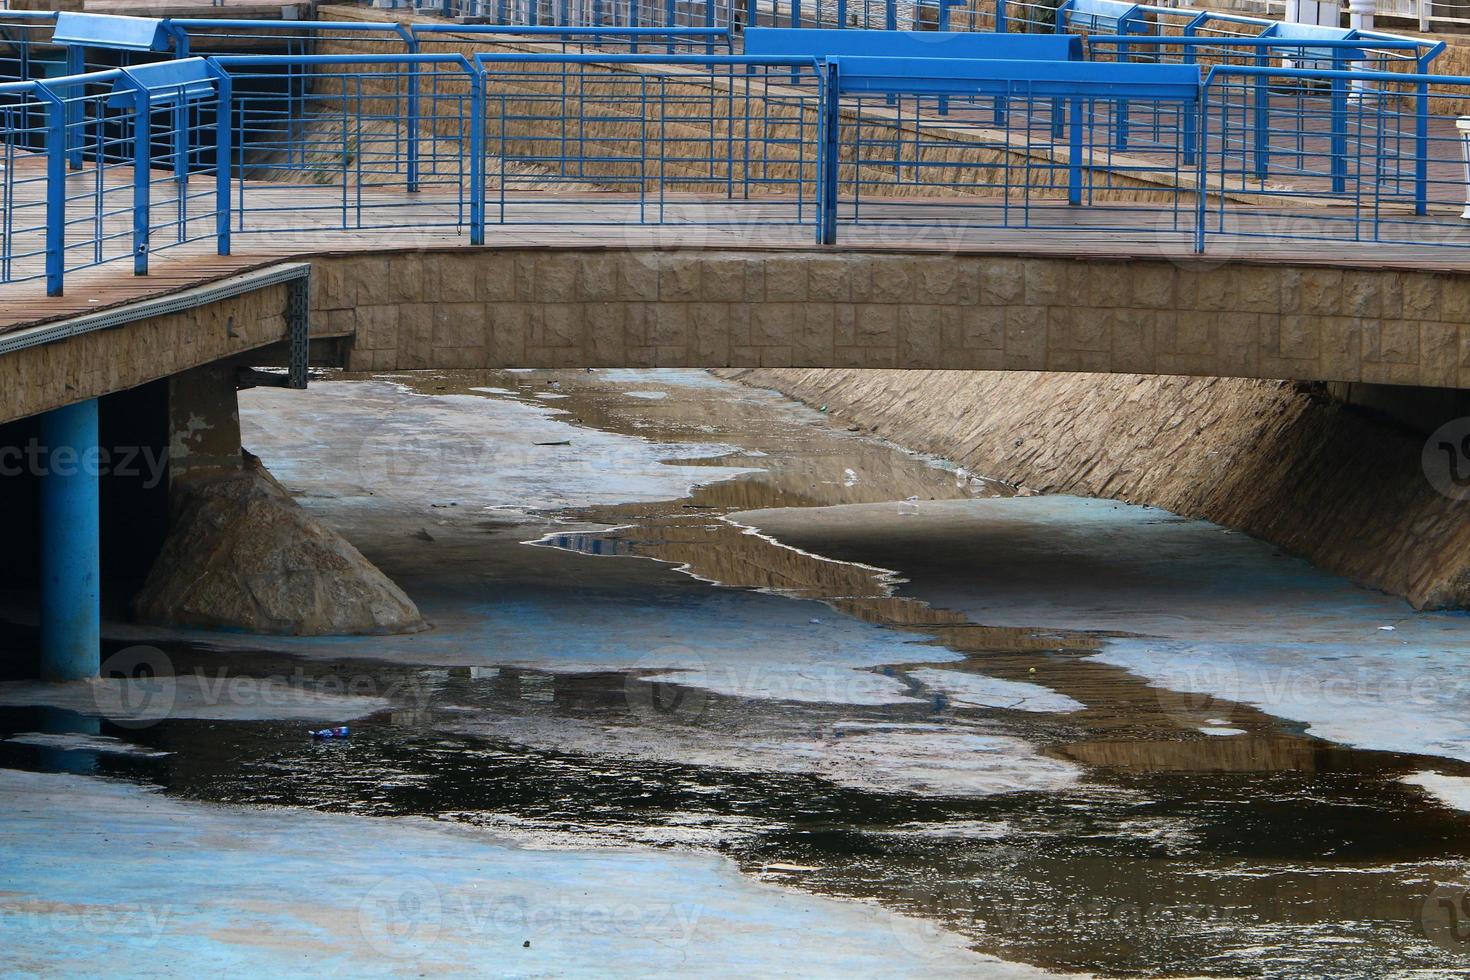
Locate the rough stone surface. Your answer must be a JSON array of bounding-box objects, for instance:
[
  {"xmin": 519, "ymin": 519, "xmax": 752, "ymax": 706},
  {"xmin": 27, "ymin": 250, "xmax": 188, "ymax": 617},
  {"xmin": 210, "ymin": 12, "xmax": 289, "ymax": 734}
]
[
  {"xmin": 309, "ymin": 249, "xmax": 1470, "ymax": 389},
  {"xmin": 721, "ymin": 368, "xmax": 1470, "ymax": 610},
  {"xmin": 134, "ymin": 454, "xmax": 425, "ymax": 635},
  {"xmin": 0, "ymin": 282, "xmax": 290, "ymax": 426}
]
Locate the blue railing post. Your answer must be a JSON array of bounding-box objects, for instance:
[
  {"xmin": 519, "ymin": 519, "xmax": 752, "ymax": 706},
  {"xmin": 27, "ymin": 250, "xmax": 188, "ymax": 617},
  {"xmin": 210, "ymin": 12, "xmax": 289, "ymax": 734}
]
[
  {"xmin": 1330, "ymin": 49, "xmax": 1347, "ymax": 195},
  {"xmin": 1114, "ymin": 16, "xmax": 1134, "ymax": 151},
  {"xmin": 133, "ymin": 101, "xmax": 150, "ymax": 277},
  {"xmin": 392, "ymin": 28, "xmax": 423, "ymax": 193},
  {"xmin": 172, "ymin": 100, "xmax": 189, "ymax": 187},
  {"xmin": 1182, "ymin": 84, "xmax": 1197, "ymax": 168},
  {"xmin": 207, "ymin": 59, "xmax": 232, "ymax": 256},
  {"xmin": 1416, "ymin": 54, "xmax": 1430, "ymax": 216},
  {"xmin": 39, "ymin": 397, "xmax": 101, "ymax": 682},
  {"xmin": 1195, "ymin": 87, "xmax": 1209, "ymax": 253},
  {"xmin": 995, "ymin": 0, "xmax": 1007, "ymax": 33},
  {"xmin": 41, "ymin": 88, "xmax": 66, "ymax": 297},
  {"xmin": 64, "ymin": 44, "xmax": 82, "ymax": 171},
  {"xmin": 470, "ymin": 66, "xmax": 486, "ymax": 245},
  {"xmin": 1252, "ymin": 50, "xmax": 1268, "ymax": 181},
  {"xmin": 1181, "ymin": 27, "xmax": 1197, "ymax": 173},
  {"xmin": 818, "ymin": 61, "xmax": 839, "ymax": 245},
  {"xmin": 1068, "ymin": 96, "xmax": 1084, "ymax": 205}
]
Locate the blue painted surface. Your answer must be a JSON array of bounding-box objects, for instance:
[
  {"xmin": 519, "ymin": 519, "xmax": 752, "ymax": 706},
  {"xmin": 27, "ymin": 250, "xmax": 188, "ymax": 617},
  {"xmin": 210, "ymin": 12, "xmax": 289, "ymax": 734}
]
[
  {"xmin": 743, "ymin": 27, "xmax": 1082, "ymax": 61},
  {"xmin": 1055, "ymin": 0, "xmax": 1145, "ymax": 36},
  {"xmin": 829, "ymin": 55, "xmax": 1199, "ymax": 98},
  {"xmin": 51, "ymin": 11, "xmax": 172, "ymax": 52},
  {"xmin": 38, "ymin": 398, "xmax": 100, "ymax": 682}
]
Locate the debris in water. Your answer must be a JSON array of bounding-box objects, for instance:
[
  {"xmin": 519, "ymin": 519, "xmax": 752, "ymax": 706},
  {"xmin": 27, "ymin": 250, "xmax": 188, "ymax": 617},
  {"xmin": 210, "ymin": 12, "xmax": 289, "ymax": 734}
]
[
  {"xmin": 309, "ymin": 727, "xmax": 350, "ymax": 739},
  {"xmin": 534, "ymin": 441, "xmax": 572, "ymax": 447},
  {"xmin": 1379, "ymin": 626, "xmax": 1396, "ymax": 631}
]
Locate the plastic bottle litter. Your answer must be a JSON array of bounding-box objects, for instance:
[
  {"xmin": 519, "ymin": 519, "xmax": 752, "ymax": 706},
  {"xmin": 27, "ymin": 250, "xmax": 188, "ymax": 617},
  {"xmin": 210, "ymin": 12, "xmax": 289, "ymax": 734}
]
[{"xmin": 309, "ymin": 726, "xmax": 350, "ymax": 739}]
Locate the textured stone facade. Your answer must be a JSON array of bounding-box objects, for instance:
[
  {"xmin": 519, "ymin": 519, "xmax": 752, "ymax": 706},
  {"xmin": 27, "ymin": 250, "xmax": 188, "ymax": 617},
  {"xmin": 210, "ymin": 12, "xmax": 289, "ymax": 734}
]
[
  {"xmin": 8, "ymin": 246, "xmax": 1470, "ymax": 431},
  {"xmin": 312, "ymin": 248, "xmax": 1470, "ymax": 389},
  {"xmin": 0, "ymin": 282, "xmax": 290, "ymax": 426}
]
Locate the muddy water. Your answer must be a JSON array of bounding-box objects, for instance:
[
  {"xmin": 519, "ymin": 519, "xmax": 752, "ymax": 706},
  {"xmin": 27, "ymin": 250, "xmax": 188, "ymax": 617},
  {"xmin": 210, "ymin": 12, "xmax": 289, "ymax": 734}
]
[{"xmin": 4, "ymin": 368, "xmax": 1470, "ymax": 977}]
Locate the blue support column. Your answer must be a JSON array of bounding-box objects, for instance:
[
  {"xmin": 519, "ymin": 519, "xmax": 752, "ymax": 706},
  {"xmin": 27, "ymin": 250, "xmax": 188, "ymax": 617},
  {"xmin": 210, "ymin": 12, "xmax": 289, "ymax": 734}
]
[{"xmin": 39, "ymin": 398, "xmax": 101, "ymax": 682}]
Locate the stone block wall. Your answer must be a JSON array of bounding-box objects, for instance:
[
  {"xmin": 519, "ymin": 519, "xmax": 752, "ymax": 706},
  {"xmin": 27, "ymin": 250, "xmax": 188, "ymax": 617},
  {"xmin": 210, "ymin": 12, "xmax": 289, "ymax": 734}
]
[
  {"xmin": 0, "ymin": 282, "xmax": 291, "ymax": 426},
  {"xmin": 311, "ymin": 247, "xmax": 1470, "ymax": 389}
]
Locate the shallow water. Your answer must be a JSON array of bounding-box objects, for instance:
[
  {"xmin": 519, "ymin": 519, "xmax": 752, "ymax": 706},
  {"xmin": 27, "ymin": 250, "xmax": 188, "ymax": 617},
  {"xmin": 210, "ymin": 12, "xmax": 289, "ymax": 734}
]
[{"xmin": 4, "ymin": 368, "xmax": 1470, "ymax": 977}]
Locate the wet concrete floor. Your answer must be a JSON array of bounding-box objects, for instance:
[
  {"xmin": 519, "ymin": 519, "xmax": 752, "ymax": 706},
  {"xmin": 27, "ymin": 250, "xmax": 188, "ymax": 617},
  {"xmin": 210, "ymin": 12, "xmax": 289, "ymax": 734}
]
[{"xmin": 4, "ymin": 368, "xmax": 1470, "ymax": 977}]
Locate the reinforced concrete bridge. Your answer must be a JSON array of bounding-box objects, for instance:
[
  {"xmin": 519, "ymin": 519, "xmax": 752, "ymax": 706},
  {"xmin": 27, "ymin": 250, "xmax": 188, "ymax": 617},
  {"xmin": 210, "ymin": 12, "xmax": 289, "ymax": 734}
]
[{"xmin": 5, "ymin": 7, "xmax": 1470, "ymax": 679}]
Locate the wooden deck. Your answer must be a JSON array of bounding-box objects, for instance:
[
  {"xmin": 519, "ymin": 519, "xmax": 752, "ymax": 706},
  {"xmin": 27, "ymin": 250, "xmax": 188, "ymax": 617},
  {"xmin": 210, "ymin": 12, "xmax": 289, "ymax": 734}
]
[{"xmin": 7, "ymin": 150, "xmax": 1470, "ymax": 334}]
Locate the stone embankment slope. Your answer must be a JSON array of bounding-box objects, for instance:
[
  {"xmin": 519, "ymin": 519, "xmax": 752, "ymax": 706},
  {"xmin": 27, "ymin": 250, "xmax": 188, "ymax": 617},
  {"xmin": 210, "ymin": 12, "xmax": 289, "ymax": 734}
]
[{"xmin": 722, "ymin": 368, "xmax": 1470, "ymax": 609}]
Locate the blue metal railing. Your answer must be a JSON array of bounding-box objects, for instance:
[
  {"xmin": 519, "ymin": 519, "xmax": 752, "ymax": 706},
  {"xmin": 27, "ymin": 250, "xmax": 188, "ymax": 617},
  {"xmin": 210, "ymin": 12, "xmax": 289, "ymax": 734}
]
[
  {"xmin": 10, "ymin": 44, "xmax": 1470, "ymax": 297},
  {"xmin": 0, "ymin": 57, "xmax": 228, "ymax": 295}
]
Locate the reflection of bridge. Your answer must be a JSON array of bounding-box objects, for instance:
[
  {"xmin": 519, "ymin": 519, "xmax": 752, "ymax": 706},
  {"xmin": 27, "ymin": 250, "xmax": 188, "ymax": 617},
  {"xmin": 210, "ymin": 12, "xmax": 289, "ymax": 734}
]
[{"xmin": 5, "ymin": 8, "xmax": 1470, "ymax": 682}]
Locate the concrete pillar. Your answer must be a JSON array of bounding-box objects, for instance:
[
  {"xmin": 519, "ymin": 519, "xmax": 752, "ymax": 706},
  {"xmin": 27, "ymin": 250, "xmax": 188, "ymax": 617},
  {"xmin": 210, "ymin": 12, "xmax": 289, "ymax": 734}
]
[
  {"xmin": 39, "ymin": 398, "xmax": 100, "ymax": 681},
  {"xmin": 167, "ymin": 363, "xmax": 243, "ymax": 483},
  {"xmin": 1348, "ymin": 0, "xmax": 1374, "ymax": 31}
]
